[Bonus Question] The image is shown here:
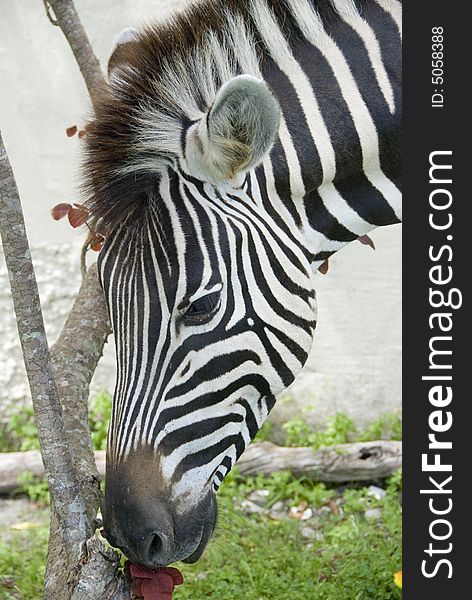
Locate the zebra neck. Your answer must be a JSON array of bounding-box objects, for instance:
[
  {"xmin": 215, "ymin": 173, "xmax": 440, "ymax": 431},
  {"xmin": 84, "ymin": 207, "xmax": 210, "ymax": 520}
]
[
  {"xmin": 251, "ymin": 0, "xmax": 402, "ymax": 268},
  {"xmin": 298, "ymin": 176, "xmax": 401, "ymax": 267},
  {"xmin": 253, "ymin": 157, "xmax": 401, "ymax": 272}
]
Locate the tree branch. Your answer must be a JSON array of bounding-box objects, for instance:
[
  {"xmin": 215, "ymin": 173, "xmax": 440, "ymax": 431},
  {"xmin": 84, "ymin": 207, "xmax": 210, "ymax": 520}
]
[
  {"xmin": 0, "ymin": 132, "xmax": 90, "ymax": 567},
  {"xmin": 41, "ymin": 262, "xmax": 117, "ymax": 598},
  {"xmin": 43, "ymin": 0, "xmax": 58, "ymax": 25},
  {"xmin": 39, "ymin": 0, "xmax": 111, "ymax": 523},
  {"xmin": 1, "ymin": 129, "xmax": 130, "ymax": 599},
  {"xmin": 50, "ymin": 262, "xmax": 110, "ymax": 520},
  {"xmin": 43, "ymin": 0, "xmax": 107, "ymax": 110},
  {"xmin": 36, "ymin": 1, "xmax": 133, "ymax": 596}
]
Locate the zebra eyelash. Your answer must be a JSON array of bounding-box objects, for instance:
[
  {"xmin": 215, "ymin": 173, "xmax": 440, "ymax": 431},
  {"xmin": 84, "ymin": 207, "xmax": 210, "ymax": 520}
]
[{"xmin": 180, "ymin": 290, "xmax": 222, "ymax": 326}]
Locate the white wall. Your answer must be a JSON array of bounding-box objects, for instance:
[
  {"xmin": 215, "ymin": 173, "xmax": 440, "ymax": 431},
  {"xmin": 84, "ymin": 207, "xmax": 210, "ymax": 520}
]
[
  {"xmin": 0, "ymin": 0, "xmax": 401, "ymax": 427},
  {"xmin": 276, "ymin": 225, "xmax": 402, "ymax": 429}
]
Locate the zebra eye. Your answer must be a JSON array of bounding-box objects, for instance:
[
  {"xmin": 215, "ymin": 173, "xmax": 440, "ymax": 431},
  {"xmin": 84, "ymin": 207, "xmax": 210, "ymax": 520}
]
[{"xmin": 184, "ymin": 291, "xmax": 220, "ymax": 324}]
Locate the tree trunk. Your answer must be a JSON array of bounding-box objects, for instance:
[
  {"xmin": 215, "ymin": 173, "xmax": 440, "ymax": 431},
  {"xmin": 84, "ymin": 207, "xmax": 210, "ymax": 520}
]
[
  {"xmin": 1, "ymin": 132, "xmax": 90, "ymax": 568},
  {"xmin": 1, "ymin": 130, "xmax": 129, "ymax": 597}
]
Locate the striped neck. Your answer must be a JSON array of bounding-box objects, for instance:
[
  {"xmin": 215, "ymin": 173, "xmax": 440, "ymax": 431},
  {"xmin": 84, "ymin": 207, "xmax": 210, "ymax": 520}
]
[{"xmin": 248, "ymin": 0, "xmax": 402, "ymax": 268}]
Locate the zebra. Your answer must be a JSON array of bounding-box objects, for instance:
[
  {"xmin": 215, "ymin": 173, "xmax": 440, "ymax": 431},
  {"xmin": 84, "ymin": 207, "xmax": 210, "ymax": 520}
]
[{"xmin": 83, "ymin": 0, "xmax": 401, "ymax": 568}]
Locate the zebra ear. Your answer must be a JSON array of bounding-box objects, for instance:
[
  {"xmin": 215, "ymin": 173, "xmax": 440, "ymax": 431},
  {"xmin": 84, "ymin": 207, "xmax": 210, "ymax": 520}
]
[
  {"xmin": 108, "ymin": 27, "xmax": 139, "ymax": 78},
  {"xmin": 195, "ymin": 75, "xmax": 280, "ymax": 182}
]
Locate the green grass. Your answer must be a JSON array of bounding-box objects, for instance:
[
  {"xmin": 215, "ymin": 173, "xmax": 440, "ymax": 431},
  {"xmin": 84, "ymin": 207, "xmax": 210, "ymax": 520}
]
[
  {"xmin": 0, "ymin": 520, "xmax": 48, "ymax": 599},
  {"xmin": 282, "ymin": 412, "xmax": 402, "ymax": 449},
  {"xmin": 89, "ymin": 391, "xmax": 113, "ymax": 451},
  {"xmin": 0, "ymin": 399, "xmax": 402, "ymax": 599},
  {"xmin": 0, "ymin": 405, "xmax": 40, "ymax": 453},
  {"xmin": 0, "ymin": 469, "xmax": 402, "ymax": 599},
  {"xmin": 176, "ymin": 469, "xmax": 402, "ymax": 600},
  {"xmin": 0, "ymin": 391, "xmax": 113, "ymax": 454}
]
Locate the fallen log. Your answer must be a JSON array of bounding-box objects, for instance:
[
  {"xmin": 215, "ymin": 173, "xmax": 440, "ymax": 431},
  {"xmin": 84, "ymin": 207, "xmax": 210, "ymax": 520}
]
[
  {"xmin": 0, "ymin": 440, "xmax": 401, "ymax": 495},
  {"xmin": 237, "ymin": 440, "xmax": 402, "ymax": 481}
]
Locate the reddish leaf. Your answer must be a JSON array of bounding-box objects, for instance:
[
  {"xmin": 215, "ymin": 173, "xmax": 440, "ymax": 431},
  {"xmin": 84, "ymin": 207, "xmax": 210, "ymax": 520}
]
[
  {"xmin": 51, "ymin": 203, "xmax": 73, "ymax": 221},
  {"xmin": 89, "ymin": 234, "xmax": 105, "ymax": 252},
  {"xmin": 318, "ymin": 259, "xmax": 329, "ymax": 274},
  {"xmin": 78, "ymin": 129, "xmax": 87, "ymax": 138},
  {"xmin": 66, "ymin": 125, "xmax": 78, "ymax": 137},
  {"xmin": 129, "ymin": 564, "xmax": 183, "ymax": 600},
  {"xmin": 90, "ymin": 239, "xmax": 104, "ymax": 252},
  {"xmin": 68, "ymin": 206, "xmax": 89, "ymax": 228},
  {"xmin": 357, "ymin": 234, "xmax": 376, "ymax": 250}
]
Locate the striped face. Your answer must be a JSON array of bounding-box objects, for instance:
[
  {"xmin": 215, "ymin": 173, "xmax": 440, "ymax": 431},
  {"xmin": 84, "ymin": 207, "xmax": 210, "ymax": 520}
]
[
  {"xmin": 85, "ymin": 0, "xmax": 402, "ymax": 572},
  {"xmin": 100, "ymin": 165, "xmax": 316, "ymax": 565}
]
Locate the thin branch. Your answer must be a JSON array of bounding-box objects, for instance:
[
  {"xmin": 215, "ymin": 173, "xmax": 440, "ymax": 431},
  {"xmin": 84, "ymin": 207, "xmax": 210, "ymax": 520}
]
[
  {"xmin": 43, "ymin": 0, "xmax": 58, "ymax": 25},
  {"xmin": 0, "ymin": 132, "xmax": 90, "ymax": 567},
  {"xmin": 39, "ymin": 1, "xmax": 131, "ymax": 595},
  {"xmin": 0, "ymin": 131, "xmax": 127, "ymax": 598},
  {"xmin": 80, "ymin": 237, "xmax": 88, "ymax": 277},
  {"xmin": 49, "ymin": 262, "xmax": 110, "ymax": 512},
  {"xmin": 44, "ymin": 0, "xmax": 107, "ymax": 110}
]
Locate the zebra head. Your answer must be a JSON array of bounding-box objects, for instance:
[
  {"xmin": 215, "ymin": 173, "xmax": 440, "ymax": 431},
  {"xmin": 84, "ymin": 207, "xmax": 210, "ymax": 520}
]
[{"xmin": 84, "ymin": 24, "xmax": 317, "ymax": 568}]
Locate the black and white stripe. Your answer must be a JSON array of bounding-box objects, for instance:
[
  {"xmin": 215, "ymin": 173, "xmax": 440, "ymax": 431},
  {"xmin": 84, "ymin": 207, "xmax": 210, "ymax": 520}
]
[{"xmin": 86, "ymin": 0, "xmax": 401, "ymax": 508}]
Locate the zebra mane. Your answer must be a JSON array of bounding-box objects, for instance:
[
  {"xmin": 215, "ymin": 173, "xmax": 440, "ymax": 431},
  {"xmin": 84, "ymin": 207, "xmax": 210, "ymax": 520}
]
[{"xmin": 82, "ymin": 0, "xmax": 358, "ymax": 234}]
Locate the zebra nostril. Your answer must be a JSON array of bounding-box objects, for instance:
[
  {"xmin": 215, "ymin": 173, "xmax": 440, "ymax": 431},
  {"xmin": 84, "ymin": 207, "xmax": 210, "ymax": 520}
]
[
  {"xmin": 149, "ymin": 532, "xmax": 164, "ymax": 558},
  {"xmin": 142, "ymin": 530, "xmax": 172, "ymax": 565}
]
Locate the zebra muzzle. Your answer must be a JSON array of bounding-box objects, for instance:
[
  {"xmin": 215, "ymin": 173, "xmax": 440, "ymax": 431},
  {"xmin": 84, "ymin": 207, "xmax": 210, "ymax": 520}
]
[{"xmin": 103, "ymin": 450, "xmax": 217, "ymax": 567}]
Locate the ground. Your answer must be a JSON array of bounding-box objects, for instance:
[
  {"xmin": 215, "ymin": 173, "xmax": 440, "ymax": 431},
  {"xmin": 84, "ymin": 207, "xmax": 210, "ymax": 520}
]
[
  {"xmin": 0, "ymin": 472, "xmax": 402, "ymax": 599},
  {"xmin": 0, "ymin": 398, "xmax": 402, "ymax": 599}
]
